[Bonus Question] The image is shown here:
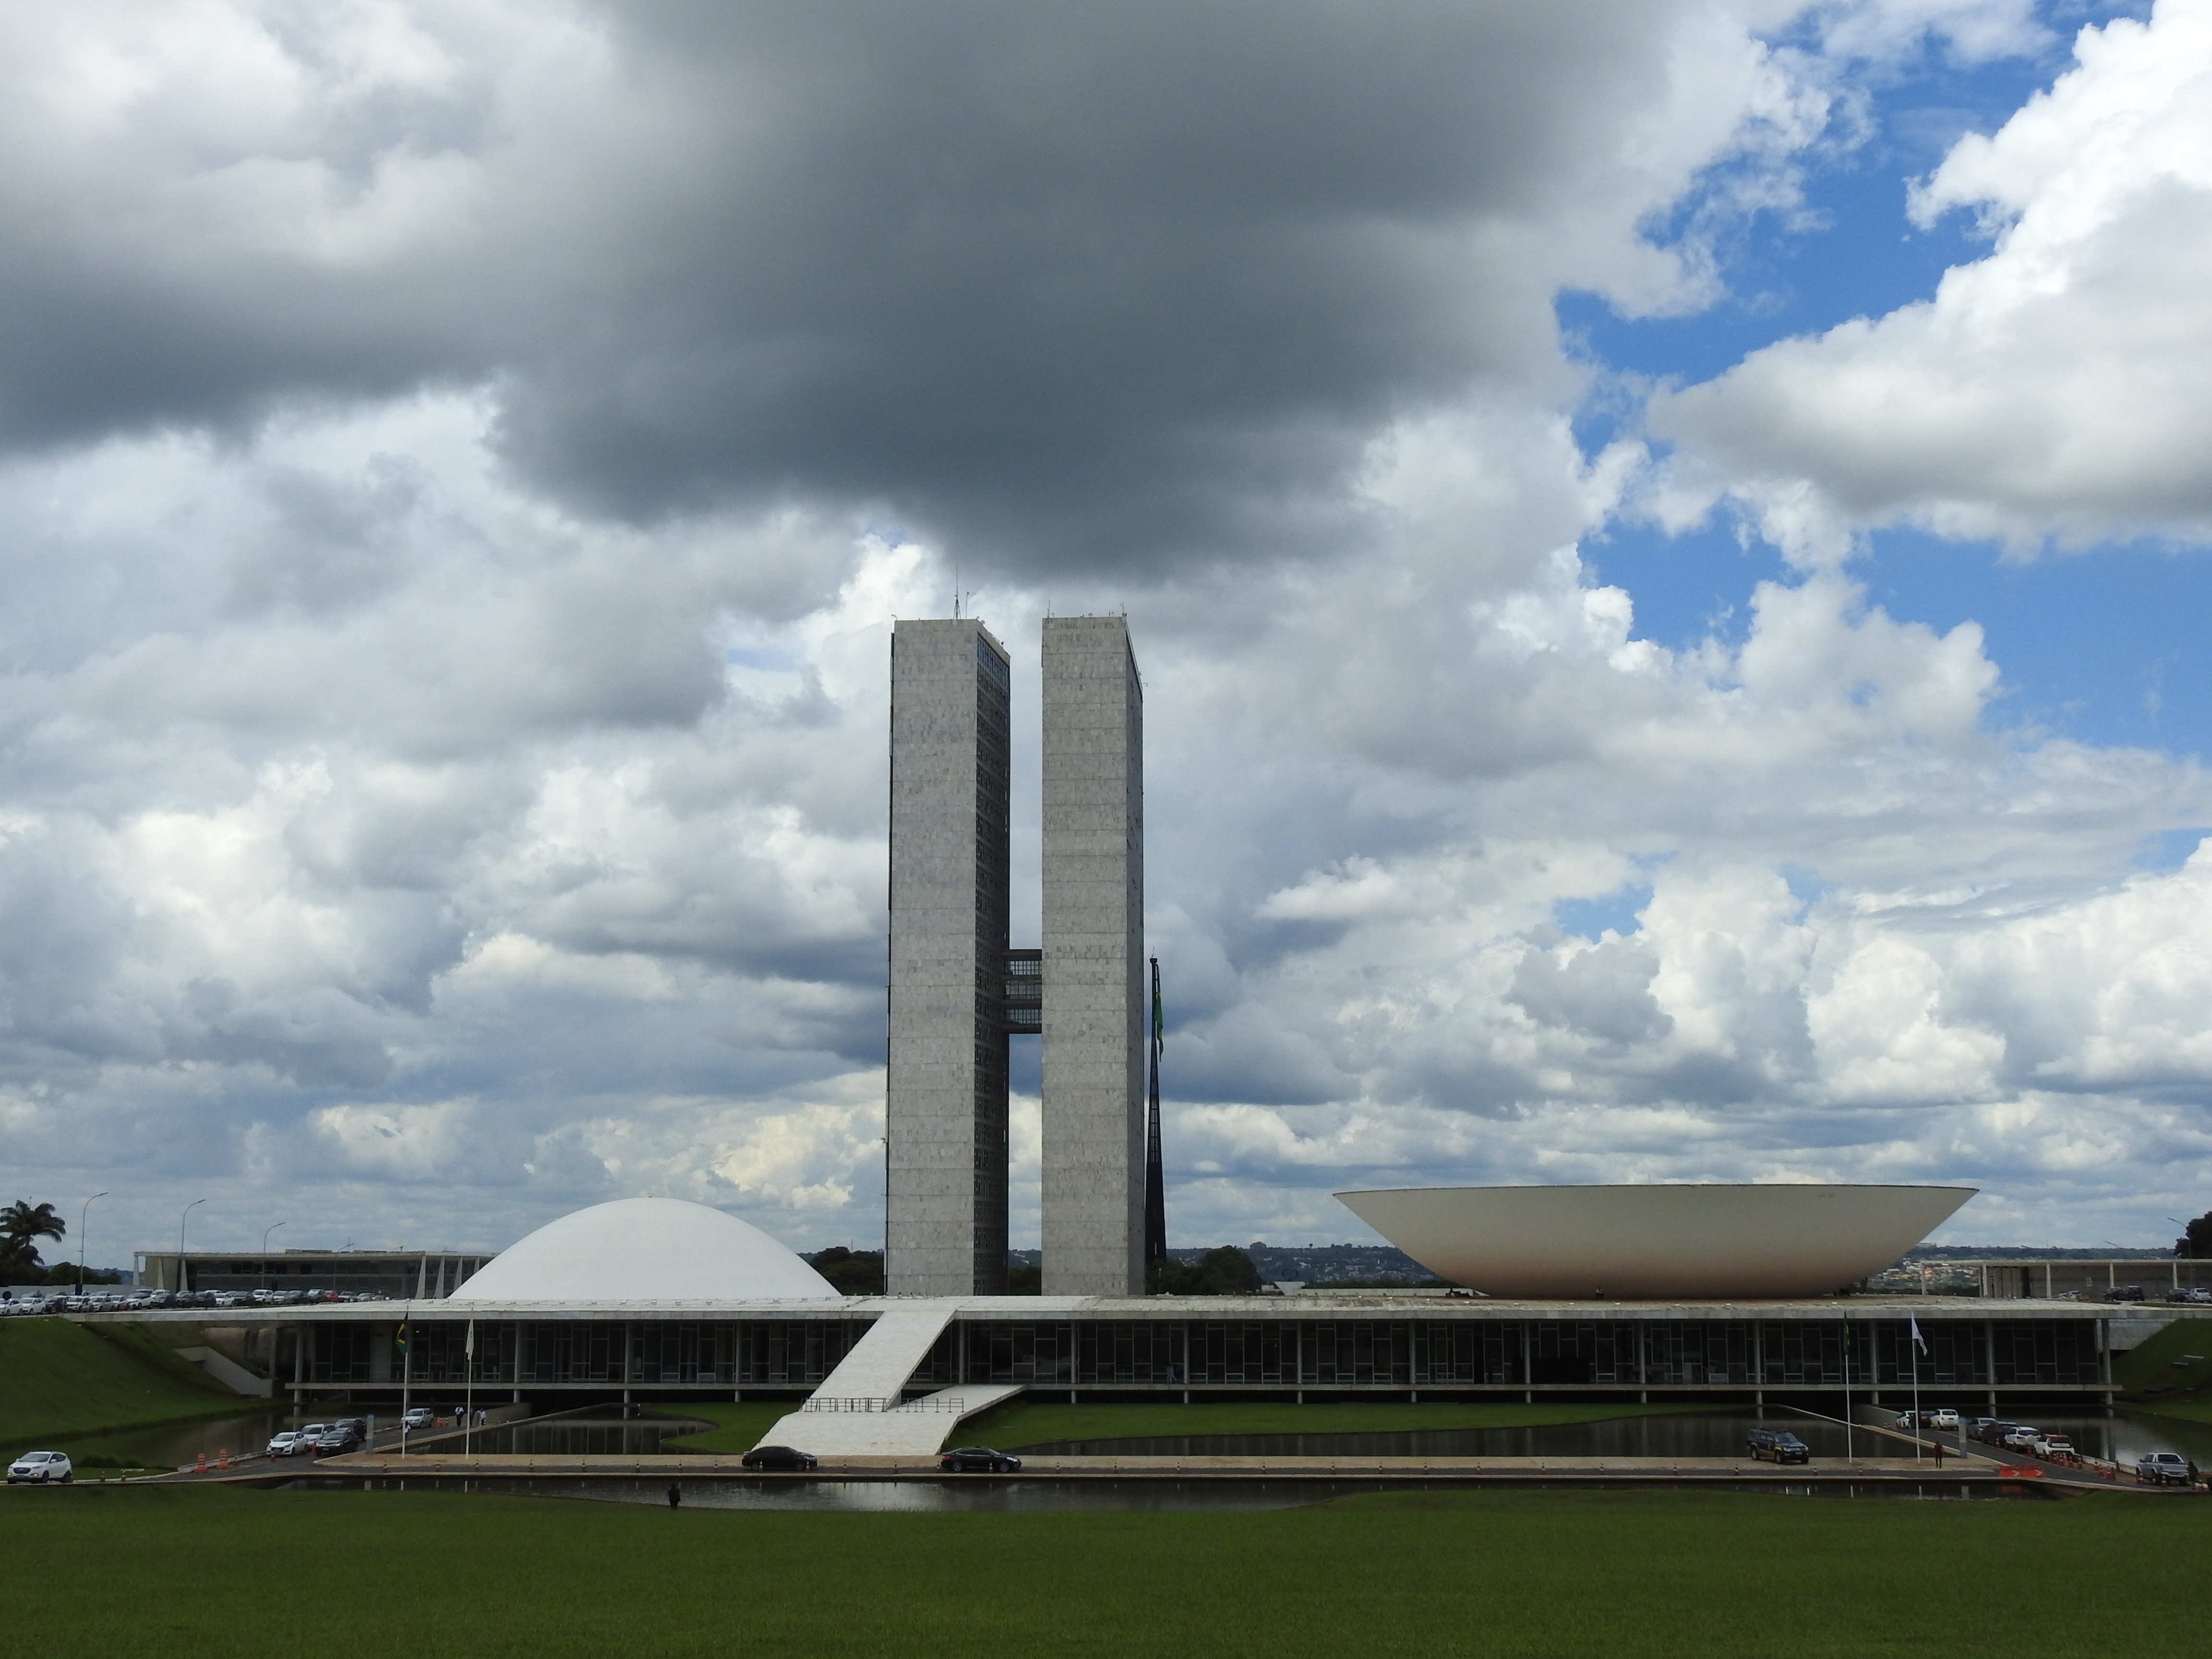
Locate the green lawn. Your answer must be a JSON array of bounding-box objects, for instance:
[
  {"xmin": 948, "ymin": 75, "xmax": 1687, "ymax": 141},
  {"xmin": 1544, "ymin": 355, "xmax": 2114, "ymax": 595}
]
[
  {"xmin": 2114, "ymin": 1316, "xmax": 2212, "ymax": 1403},
  {"xmin": 0, "ymin": 1318, "xmax": 240, "ymax": 1444},
  {"xmin": 0, "ymin": 1480, "xmax": 2204, "ymax": 1657}
]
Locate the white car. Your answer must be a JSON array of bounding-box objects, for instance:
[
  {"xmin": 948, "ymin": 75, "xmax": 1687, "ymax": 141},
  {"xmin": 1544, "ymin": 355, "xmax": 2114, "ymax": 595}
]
[
  {"xmin": 403, "ymin": 1407, "xmax": 435, "ymax": 1431},
  {"xmin": 1925, "ymin": 1408, "xmax": 1960, "ymax": 1430},
  {"xmin": 2032, "ymin": 1433, "xmax": 2076, "ymax": 1461},
  {"xmin": 2001, "ymin": 1426, "xmax": 2041, "ymax": 1451},
  {"xmin": 265, "ymin": 1431, "xmax": 305, "ymax": 1457},
  {"xmin": 8, "ymin": 1451, "xmax": 72, "ymax": 1484}
]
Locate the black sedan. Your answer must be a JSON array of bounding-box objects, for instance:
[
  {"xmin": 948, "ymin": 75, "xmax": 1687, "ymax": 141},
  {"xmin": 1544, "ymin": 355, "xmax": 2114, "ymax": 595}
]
[
  {"xmin": 741, "ymin": 1445, "xmax": 817, "ymax": 1471},
  {"xmin": 312, "ymin": 1428, "xmax": 364, "ymax": 1457},
  {"xmin": 939, "ymin": 1446, "xmax": 1022, "ymax": 1474}
]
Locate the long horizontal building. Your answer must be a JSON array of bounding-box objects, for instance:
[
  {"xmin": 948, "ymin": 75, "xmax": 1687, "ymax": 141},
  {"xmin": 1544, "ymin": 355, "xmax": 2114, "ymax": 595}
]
[
  {"xmin": 103, "ymin": 1292, "xmax": 2129, "ymax": 1410},
  {"xmin": 135, "ymin": 1248, "xmax": 493, "ymax": 1300}
]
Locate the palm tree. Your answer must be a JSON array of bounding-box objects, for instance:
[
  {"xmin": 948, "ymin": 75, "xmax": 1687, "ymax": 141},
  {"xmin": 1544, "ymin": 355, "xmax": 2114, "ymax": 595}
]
[{"xmin": 0, "ymin": 1200, "xmax": 66, "ymax": 1270}]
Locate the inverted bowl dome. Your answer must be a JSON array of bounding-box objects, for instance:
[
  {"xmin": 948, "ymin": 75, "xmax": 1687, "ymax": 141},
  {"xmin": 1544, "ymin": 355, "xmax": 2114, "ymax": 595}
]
[
  {"xmin": 449, "ymin": 1196, "xmax": 840, "ymax": 1302},
  {"xmin": 1334, "ymin": 1184, "xmax": 1973, "ymax": 1299}
]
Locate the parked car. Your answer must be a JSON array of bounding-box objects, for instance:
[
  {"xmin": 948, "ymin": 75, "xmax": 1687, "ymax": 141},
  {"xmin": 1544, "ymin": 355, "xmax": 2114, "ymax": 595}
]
[
  {"xmin": 1969, "ymin": 1418, "xmax": 2004, "ymax": 1443},
  {"xmin": 1892, "ymin": 1409, "xmax": 1959, "ymax": 1431},
  {"xmin": 2136, "ymin": 1452, "xmax": 2193, "ymax": 1485},
  {"xmin": 1746, "ymin": 1429, "xmax": 1811, "ymax": 1465},
  {"xmin": 2031, "ymin": 1433, "xmax": 2076, "ymax": 1462},
  {"xmin": 402, "ymin": 1407, "xmax": 435, "ymax": 1431},
  {"xmin": 2001, "ymin": 1426, "xmax": 2041, "ymax": 1451},
  {"xmin": 2105, "ymin": 1284, "xmax": 2146, "ymax": 1303},
  {"xmin": 740, "ymin": 1445, "xmax": 817, "ymax": 1471},
  {"xmin": 7, "ymin": 1451, "xmax": 72, "ymax": 1484},
  {"xmin": 2165, "ymin": 1286, "xmax": 2212, "ymax": 1304},
  {"xmin": 265, "ymin": 1431, "xmax": 304, "ymax": 1457},
  {"xmin": 313, "ymin": 1428, "xmax": 362, "ymax": 1457},
  {"xmin": 939, "ymin": 1446, "xmax": 1023, "ymax": 1473}
]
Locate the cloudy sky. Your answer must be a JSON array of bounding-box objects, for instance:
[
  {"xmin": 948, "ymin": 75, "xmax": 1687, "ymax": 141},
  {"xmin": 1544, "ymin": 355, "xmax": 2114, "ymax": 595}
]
[{"xmin": 4, "ymin": 0, "xmax": 2210, "ymax": 1267}]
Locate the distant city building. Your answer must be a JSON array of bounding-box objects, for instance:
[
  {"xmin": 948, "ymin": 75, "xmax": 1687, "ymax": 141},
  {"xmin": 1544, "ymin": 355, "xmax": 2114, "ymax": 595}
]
[{"xmin": 135, "ymin": 1248, "xmax": 492, "ymax": 1299}]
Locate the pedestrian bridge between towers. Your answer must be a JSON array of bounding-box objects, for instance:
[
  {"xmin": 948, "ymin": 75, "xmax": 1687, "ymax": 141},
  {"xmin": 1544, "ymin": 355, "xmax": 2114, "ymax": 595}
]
[{"xmin": 756, "ymin": 1305, "xmax": 1024, "ymax": 1456}]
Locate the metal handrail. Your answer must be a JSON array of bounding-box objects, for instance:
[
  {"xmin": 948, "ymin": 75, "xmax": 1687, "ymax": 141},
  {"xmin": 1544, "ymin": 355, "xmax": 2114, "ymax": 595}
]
[{"xmin": 799, "ymin": 1395, "xmax": 966, "ymax": 1413}]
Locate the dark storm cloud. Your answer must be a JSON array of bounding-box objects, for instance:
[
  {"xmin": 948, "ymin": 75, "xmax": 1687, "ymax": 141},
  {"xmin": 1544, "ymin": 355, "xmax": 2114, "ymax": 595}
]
[
  {"xmin": 0, "ymin": 0, "xmax": 1723, "ymax": 570},
  {"xmin": 502, "ymin": 0, "xmax": 1690, "ymax": 565}
]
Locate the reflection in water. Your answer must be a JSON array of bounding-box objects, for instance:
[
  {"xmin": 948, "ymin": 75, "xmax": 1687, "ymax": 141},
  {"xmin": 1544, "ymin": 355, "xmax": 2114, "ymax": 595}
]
[
  {"xmin": 462, "ymin": 1419, "xmax": 713, "ymax": 1457},
  {"xmin": 1016, "ymin": 1410, "xmax": 2212, "ymax": 1466},
  {"xmin": 303, "ymin": 1475, "xmax": 2028, "ymax": 1511}
]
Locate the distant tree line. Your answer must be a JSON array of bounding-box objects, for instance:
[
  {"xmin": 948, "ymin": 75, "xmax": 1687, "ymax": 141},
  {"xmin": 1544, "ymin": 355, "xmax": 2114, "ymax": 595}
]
[
  {"xmin": 803, "ymin": 1246, "xmax": 884, "ymax": 1295},
  {"xmin": 2178, "ymin": 1212, "xmax": 2212, "ymax": 1259},
  {"xmin": 1148, "ymin": 1246, "xmax": 1262, "ymax": 1295}
]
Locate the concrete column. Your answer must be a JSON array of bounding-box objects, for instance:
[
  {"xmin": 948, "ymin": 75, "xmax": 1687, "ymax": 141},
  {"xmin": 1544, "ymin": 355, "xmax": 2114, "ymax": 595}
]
[{"xmin": 1041, "ymin": 616, "xmax": 1144, "ymax": 1296}]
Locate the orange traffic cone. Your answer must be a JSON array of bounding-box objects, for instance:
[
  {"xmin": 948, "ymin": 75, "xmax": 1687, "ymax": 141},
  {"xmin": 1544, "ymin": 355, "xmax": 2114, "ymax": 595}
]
[{"xmin": 194, "ymin": 1453, "xmax": 206, "ymax": 1472}]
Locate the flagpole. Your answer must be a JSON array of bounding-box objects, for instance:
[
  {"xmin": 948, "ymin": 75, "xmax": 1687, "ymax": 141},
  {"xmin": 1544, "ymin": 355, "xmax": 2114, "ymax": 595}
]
[
  {"xmin": 464, "ymin": 1319, "xmax": 476, "ymax": 1455},
  {"xmin": 398, "ymin": 1304, "xmax": 412, "ymax": 1458},
  {"xmin": 1910, "ymin": 1316, "xmax": 1923, "ymax": 1462}
]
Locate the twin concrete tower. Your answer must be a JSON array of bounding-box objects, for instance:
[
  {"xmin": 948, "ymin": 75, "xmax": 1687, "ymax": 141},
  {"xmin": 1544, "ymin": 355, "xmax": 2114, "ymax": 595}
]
[{"xmin": 887, "ymin": 615, "xmax": 1145, "ymax": 1296}]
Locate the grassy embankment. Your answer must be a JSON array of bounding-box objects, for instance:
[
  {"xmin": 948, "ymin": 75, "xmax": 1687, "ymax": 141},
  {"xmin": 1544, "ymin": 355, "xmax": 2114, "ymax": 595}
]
[
  {"xmin": 2, "ymin": 1481, "xmax": 2207, "ymax": 1658},
  {"xmin": 654, "ymin": 1397, "xmax": 1713, "ymax": 1454},
  {"xmin": 0, "ymin": 1318, "xmax": 242, "ymax": 1458},
  {"xmin": 2115, "ymin": 1316, "xmax": 2212, "ymax": 1423}
]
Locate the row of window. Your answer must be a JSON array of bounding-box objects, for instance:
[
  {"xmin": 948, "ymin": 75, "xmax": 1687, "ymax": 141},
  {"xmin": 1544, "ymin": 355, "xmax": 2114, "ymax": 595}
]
[{"xmin": 308, "ymin": 1317, "xmax": 2106, "ymax": 1388}]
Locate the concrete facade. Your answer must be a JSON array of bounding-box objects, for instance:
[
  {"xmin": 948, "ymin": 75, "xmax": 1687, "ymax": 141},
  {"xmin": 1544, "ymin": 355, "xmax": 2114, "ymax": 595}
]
[
  {"xmin": 888, "ymin": 620, "xmax": 1011, "ymax": 1296},
  {"xmin": 1041, "ymin": 617, "xmax": 1146, "ymax": 1296}
]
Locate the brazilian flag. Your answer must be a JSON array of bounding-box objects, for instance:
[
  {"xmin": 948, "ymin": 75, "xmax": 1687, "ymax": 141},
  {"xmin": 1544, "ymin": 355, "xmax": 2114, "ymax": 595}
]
[{"xmin": 394, "ymin": 1321, "xmax": 409, "ymax": 1355}]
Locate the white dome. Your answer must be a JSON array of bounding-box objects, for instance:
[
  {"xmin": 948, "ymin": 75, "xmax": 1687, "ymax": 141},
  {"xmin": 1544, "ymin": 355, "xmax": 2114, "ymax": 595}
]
[{"xmin": 449, "ymin": 1197, "xmax": 841, "ymax": 1302}]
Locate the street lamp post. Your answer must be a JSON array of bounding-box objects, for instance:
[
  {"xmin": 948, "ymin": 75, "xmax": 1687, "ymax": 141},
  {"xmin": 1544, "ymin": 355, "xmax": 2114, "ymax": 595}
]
[
  {"xmin": 177, "ymin": 1198, "xmax": 207, "ymax": 1294},
  {"xmin": 77, "ymin": 1191, "xmax": 107, "ymax": 1296},
  {"xmin": 261, "ymin": 1221, "xmax": 287, "ymax": 1293}
]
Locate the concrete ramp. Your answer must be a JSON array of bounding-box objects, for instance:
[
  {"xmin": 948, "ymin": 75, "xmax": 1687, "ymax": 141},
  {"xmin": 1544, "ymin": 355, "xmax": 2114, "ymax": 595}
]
[{"xmin": 754, "ymin": 1308, "xmax": 1022, "ymax": 1456}]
